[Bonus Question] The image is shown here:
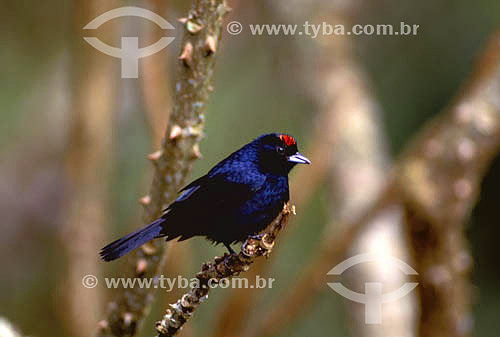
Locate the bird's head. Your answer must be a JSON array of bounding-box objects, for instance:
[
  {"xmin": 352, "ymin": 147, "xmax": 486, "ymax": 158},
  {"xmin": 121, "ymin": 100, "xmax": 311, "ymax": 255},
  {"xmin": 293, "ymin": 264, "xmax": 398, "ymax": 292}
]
[{"xmin": 255, "ymin": 133, "xmax": 311, "ymax": 175}]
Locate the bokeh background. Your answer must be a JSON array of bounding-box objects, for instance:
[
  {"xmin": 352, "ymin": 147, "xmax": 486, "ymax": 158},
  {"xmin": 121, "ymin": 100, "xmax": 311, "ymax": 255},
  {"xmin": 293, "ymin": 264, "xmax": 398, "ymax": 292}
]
[{"xmin": 1, "ymin": 0, "xmax": 499, "ymax": 337}]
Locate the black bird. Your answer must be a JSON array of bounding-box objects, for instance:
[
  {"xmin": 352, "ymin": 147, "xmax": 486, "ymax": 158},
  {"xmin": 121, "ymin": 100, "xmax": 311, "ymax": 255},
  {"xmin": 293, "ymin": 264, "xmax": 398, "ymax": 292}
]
[{"xmin": 100, "ymin": 133, "xmax": 310, "ymax": 261}]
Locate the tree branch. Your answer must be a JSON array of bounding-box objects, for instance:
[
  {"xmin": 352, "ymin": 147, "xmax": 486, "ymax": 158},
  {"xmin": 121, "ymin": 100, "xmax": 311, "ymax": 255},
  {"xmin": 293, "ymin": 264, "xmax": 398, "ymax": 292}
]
[
  {"xmin": 63, "ymin": 1, "xmax": 117, "ymax": 336},
  {"xmin": 155, "ymin": 204, "xmax": 293, "ymax": 337},
  {"xmin": 96, "ymin": 1, "xmax": 229, "ymax": 336},
  {"xmin": 399, "ymin": 31, "xmax": 500, "ymax": 337}
]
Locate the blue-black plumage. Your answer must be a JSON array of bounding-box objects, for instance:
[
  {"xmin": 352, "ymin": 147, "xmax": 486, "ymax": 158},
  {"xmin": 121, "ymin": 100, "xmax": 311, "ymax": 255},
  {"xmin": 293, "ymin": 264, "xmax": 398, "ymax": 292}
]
[{"xmin": 100, "ymin": 133, "xmax": 310, "ymax": 261}]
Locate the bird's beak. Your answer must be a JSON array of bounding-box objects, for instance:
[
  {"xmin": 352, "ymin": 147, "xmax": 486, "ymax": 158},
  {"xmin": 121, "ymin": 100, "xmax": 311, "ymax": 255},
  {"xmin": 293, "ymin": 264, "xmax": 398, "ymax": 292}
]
[{"xmin": 287, "ymin": 152, "xmax": 311, "ymax": 165}]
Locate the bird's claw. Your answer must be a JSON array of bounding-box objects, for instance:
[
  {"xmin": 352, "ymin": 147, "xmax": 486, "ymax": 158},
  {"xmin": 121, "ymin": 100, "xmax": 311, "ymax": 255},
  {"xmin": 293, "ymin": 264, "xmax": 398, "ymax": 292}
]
[{"xmin": 223, "ymin": 252, "xmax": 238, "ymax": 270}]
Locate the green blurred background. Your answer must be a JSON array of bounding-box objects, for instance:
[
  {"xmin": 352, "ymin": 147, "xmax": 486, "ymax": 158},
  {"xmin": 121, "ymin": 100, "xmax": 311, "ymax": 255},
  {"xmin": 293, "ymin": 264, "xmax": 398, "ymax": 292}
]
[{"xmin": 1, "ymin": 0, "xmax": 499, "ymax": 336}]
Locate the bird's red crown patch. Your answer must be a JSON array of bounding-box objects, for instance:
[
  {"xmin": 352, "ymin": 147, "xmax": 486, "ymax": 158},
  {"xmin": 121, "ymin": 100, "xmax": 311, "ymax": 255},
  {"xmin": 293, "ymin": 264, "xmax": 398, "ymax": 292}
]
[{"xmin": 279, "ymin": 134, "xmax": 296, "ymax": 146}]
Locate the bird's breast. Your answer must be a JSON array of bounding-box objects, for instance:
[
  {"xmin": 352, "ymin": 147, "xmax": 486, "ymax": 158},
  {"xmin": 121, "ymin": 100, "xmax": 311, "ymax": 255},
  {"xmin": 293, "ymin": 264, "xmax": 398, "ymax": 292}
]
[{"xmin": 238, "ymin": 176, "xmax": 289, "ymax": 223}]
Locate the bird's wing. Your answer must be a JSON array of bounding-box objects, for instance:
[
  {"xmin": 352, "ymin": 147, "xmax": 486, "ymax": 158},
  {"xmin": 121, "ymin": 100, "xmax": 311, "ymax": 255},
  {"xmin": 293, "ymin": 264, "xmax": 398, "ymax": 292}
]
[
  {"xmin": 160, "ymin": 173, "xmax": 266, "ymax": 240},
  {"xmin": 173, "ymin": 173, "xmax": 265, "ymax": 207}
]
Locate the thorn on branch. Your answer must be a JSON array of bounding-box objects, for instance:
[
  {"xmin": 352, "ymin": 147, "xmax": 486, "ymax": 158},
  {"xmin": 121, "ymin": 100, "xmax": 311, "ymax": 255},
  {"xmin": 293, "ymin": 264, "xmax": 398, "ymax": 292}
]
[
  {"xmin": 192, "ymin": 144, "xmax": 202, "ymax": 158},
  {"xmin": 122, "ymin": 312, "xmax": 134, "ymax": 327},
  {"xmin": 148, "ymin": 150, "xmax": 162, "ymax": 162},
  {"xmin": 140, "ymin": 195, "xmax": 152, "ymax": 207},
  {"xmin": 179, "ymin": 42, "xmax": 193, "ymax": 67},
  {"xmin": 186, "ymin": 20, "xmax": 203, "ymax": 34},
  {"xmin": 136, "ymin": 258, "xmax": 148, "ymax": 274},
  {"xmin": 205, "ymin": 35, "xmax": 217, "ymax": 56},
  {"xmin": 97, "ymin": 320, "xmax": 108, "ymax": 330},
  {"xmin": 170, "ymin": 125, "xmax": 183, "ymax": 139}
]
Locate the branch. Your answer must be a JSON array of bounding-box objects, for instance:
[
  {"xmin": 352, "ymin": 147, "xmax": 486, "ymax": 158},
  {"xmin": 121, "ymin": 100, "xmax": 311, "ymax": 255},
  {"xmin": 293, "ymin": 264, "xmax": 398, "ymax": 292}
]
[
  {"xmin": 96, "ymin": 1, "xmax": 229, "ymax": 336},
  {"xmin": 311, "ymin": 11, "xmax": 414, "ymax": 337},
  {"xmin": 398, "ymin": 31, "xmax": 500, "ymax": 337},
  {"xmin": 155, "ymin": 204, "xmax": 293, "ymax": 337},
  {"xmin": 63, "ymin": 1, "xmax": 117, "ymax": 336}
]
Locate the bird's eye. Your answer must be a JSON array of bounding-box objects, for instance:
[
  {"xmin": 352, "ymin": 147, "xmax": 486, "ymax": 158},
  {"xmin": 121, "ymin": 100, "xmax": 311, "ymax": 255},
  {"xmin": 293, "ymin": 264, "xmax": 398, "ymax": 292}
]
[{"xmin": 276, "ymin": 146, "xmax": 285, "ymax": 154}]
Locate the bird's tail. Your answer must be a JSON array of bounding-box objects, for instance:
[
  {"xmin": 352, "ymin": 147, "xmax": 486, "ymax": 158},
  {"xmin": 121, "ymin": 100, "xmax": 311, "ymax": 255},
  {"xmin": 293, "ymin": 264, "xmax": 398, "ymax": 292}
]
[{"xmin": 100, "ymin": 219, "xmax": 165, "ymax": 262}]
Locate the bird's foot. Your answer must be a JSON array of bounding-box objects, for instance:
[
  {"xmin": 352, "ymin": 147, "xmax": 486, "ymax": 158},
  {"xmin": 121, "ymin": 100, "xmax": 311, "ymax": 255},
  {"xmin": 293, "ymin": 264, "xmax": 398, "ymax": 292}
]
[
  {"xmin": 224, "ymin": 243, "xmax": 237, "ymax": 255},
  {"xmin": 222, "ymin": 254, "xmax": 232, "ymax": 270},
  {"xmin": 222, "ymin": 243, "xmax": 239, "ymax": 270}
]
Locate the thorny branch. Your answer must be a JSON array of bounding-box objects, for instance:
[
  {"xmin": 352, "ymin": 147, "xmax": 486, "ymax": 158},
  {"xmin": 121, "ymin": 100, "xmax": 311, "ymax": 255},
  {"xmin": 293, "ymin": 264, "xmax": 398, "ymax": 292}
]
[
  {"xmin": 155, "ymin": 204, "xmax": 293, "ymax": 337},
  {"xmin": 96, "ymin": 1, "xmax": 229, "ymax": 336}
]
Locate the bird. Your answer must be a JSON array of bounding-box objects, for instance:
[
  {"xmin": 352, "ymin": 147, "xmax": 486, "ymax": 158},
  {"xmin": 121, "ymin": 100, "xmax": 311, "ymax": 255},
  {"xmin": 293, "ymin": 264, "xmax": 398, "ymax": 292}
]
[{"xmin": 100, "ymin": 133, "xmax": 310, "ymax": 262}]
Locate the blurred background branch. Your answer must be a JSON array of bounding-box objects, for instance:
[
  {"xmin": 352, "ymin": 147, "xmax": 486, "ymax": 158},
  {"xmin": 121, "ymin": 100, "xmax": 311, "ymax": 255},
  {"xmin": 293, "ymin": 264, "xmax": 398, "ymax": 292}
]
[
  {"xmin": 0, "ymin": 318, "xmax": 25, "ymax": 337},
  {"xmin": 311, "ymin": 8, "xmax": 416, "ymax": 337},
  {"xmin": 399, "ymin": 31, "xmax": 500, "ymax": 337},
  {"xmin": 141, "ymin": 0, "xmax": 173, "ymax": 149},
  {"xmin": 61, "ymin": 2, "xmax": 118, "ymax": 337}
]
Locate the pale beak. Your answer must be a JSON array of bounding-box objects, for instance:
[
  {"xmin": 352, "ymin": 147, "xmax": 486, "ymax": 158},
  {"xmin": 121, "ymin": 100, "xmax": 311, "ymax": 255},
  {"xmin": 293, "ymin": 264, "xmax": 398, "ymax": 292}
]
[{"xmin": 287, "ymin": 152, "xmax": 311, "ymax": 164}]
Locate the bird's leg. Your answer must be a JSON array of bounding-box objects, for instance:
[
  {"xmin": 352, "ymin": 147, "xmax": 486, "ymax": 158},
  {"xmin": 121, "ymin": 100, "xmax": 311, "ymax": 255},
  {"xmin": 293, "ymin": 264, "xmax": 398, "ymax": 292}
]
[
  {"xmin": 222, "ymin": 243, "xmax": 238, "ymax": 270},
  {"xmin": 224, "ymin": 242, "xmax": 236, "ymax": 255}
]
